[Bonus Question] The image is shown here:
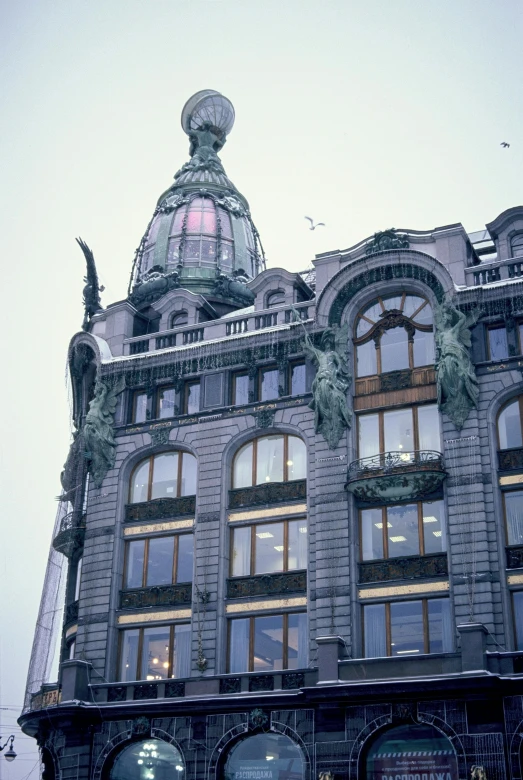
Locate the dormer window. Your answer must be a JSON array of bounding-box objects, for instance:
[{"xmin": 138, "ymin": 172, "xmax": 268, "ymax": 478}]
[
  {"xmin": 267, "ymin": 290, "xmax": 286, "ymax": 308},
  {"xmin": 171, "ymin": 311, "xmax": 188, "ymax": 328},
  {"xmin": 511, "ymin": 233, "xmax": 523, "ymax": 258}
]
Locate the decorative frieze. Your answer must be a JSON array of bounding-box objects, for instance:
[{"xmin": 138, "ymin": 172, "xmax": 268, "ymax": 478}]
[
  {"xmin": 498, "ymin": 448, "xmax": 523, "ymax": 472},
  {"xmin": 107, "ymin": 686, "xmax": 126, "ymax": 703},
  {"xmin": 359, "ymin": 554, "xmax": 448, "ymax": 584},
  {"xmin": 227, "ymin": 570, "xmax": 307, "ymax": 599},
  {"xmin": 507, "ymin": 545, "xmax": 523, "ymax": 570},
  {"xmin": 282, "ymin": 672, "xmax": 305, "ymax": 690},
  {"xmin": 220, "ymin": 677, "xmax": 241, "ymax": 694},
  {"xmin": 229, "ymin": 480, "xmax": 306, "ymax": 509},
  {"xmin": 165, "ymin": 681, "xmax": 185, "ymax": 698},
  {"xmin": 120, "ymin": 583, "xmax": 192, "ymax": 610},
  {"xmin": 64, "ymin": 600, "xmax": 79, "ymax": 626},
  {"xmin": 133, "ymin": 684, "xmax": 157, "ymax": 700},
  {"xmin": 249, "ymin": 676, "xmax": 274, "ymax": 692},
  {"xmin": 125, "ymin": 496, "xmax": 196, "ymax": 522}
]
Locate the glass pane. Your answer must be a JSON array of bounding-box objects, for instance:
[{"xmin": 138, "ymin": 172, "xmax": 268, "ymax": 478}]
[
  {"xmin": 233, "ymin": 374, "xmax": 249, "ymax": 405},
  {"xmin": 146, "ymin": 537, "xmax": 175, "ymax": 586},
  {"xmin": 221, "ymin": 241, "xmax": 233, "ymax": 271},
  {"xmin": 131, "ymin": 460, "xmax": 150, "ymax": 503},
  {"xmin": 176, "ymin": 534, "xmax": 194, "ymax": 582},
  {"xmin": 390, "ymin": 601, "xmax": 424, "ymax": 655},
  {"xmin": 288, "ymin": 520, "xmax": 307, "ymax": 570},
  {"xmin": 158, "ymin": 387, "xmax": 176, "ymax": 419},
  {"xmin": 267, "ymin": 292, "xmax": 285, "ymax": 308},
  {"xmin": 180, "ymin": 453, "xmax": 197, "ymax": 496},
  {"xmin": 225, "ymin": 734, "xmax": 304, "ymax": 780},
  {"xmin": 413, "ymin": 329, "xmax": 435, "ymax": 367},
  {"xmin": 380, "ymin": 327, "xmax": 409, "ymax": 372},
  {"xmin": 287, "ymin": 436, "xmax": 306, "ymax": 480},
  {"xmin": 201, "ymin": 239, "xmax": 216, "ymax": 264},
  {"xmin": 110, "ymin": 739, "xmax": 185, "ymax": 780},
  {"xmin": 505, "ymin": 491, "xmax": 523, "ymax": 545},
  {"xmin": 133, "ymin": 392, "xmax": 148, "ymax": 423},
  {"xmin": 291, "ymin": 363, "xmax": 306, "ymax": 394},
  {"xmin": 231, "ymin": 526, "xmax": 251, "ymax": 576},
  {"xmin": 498, "ymin": 400, "xmax": 522, "ymax": 449},
  {"xmin": 125, "ymin": 541, "xmax": 145, "ymax": 588},
  {"xmin": 382, "ymin": 295, "xmax": 403, "ymax": 312},
  {"xmin": 233, "ymin": 442, "xmax": 253, "ymax": 488},
  {"xmin": 287, "ymin": 612, "xmax": 307, "ymax": 669},
  {"xmin": 74, "ymin": 557, "xmax": 83, "ymax": 601},
  {"xmin": 201, "ymin": 209, "xmax": 216, "ymax": 233},
  {"xmin": 387, "ymin": 504, "xmax": 419, "ymax": 557},
  {"xmin": 229, "ymin": 618, "xmax": 249, "ymax": 673},
  {"xmin": 141, "ymin": 626, "xmax": 171, "ymax": 680},
  {"xmin": 256, "ymin": 436, "xmax": 284, "ymax": 484},
  {"xmin": 403, "ymin": 295, "xmax": 425, "ymax": 318},
  {"xmin": 358, "ymin": 413, "xmax": 380, "ymax": 458},
  {"xmin": 413, "ymin": 303, "xmax": 433, "ymax": 325},
  {"xmin": 361, "ymin": 508, "xmax": 384, "ymax": 560},
  {"xmin": 423, "ymin": 500, "xmax": 446, "ymax": 554},
  {"xmin": 417, "ymin": 404, "xmax": 441, "ymax": 452},
  {"xmin": 166, "ymin": 238, "xmax": 180, "ymax": 268},
  {"xmin": 384, "ymin": 408, "xmax": 414, "ymax": 453},
  {"xmin": 514, "ymin": 592, "xmax": 523, "ymax": 651},
  {"xmin": 364, "ymin": 604, "xmax": 386, "ymax": 658},
  {"xmin": 218, "ymin": 207, "xmax": 233, "ymax": 238},
  {"xmin": 428, "ymin": 598, "xmax": 452, "ymax": 653},
  {"xmin": 186, "ymin": 206, "xmax": 202, "ymax": 233},
  {"xmin": 362, "ymin": 300, "xmax": 384, "ymax": 323},
  {"xmin": 172, "ymin": 624, "xmax": 191, "ymax": 678},
  {"xmin": 255, "ymin": 523, "xmax": 284, "ymax": 574},
  {"xmin": 184, "ymin": 239, "xmax": 200, "ymax": 261},
  {"xmin": 356, "ymin": 317, "xmax": 373, "ymax": 337},
  {"xmin": 357, "ymin": 340, "xmax": 377, "ymax": 377},
  {"xmin": 151, "ymin": 453, "xmax": 179, "ymax": 500},
  {"xmin": 119, "ymin": 629, "xmax": 139, "ymax": 681},
  {"xmin": 519, "ymin": 324, "xmax": 523, "ymax": 354},
  {"xmin": 488, "ymin": 327, "xmax": 509, "ymax": 360},
  {"xmin": 253, "ymin": 615, "xmax": 283, "ymax": 671},
  {"xmin": 172, "ymin": 207, "xmax": 186, "ymax": 234},
  {"xmin": 186, "ymin": 382, "xmax": 200, "ymax": 414},
  {"xmin": 260, "ymin": 368, "xmax": 279, "ymax": 400}
]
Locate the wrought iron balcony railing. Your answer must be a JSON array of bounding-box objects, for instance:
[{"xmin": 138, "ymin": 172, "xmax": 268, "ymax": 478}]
[
  {"xmin": 346, "ymin": 450, "xmax": 446, "ymax": 503},
  {"xmin": 348, "ymin": 449, "xmax": 444, "ymax": 478}
]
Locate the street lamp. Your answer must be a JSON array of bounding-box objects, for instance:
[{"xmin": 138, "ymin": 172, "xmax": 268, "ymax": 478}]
[{"xmin": 0, "ymin": 735, "xmax": 16, "ymax": 762}]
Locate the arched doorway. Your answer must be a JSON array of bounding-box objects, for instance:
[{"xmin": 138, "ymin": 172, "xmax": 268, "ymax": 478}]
[
  {"xmin": 109, "ymin": 738, "xmax": 185, "ymax": 780},
  {"xmin": 364, "ymin": 723, "xmax": 458, "ymax": 780},
  {"xmin": 224, "ymin": 733, "xmax": 305, "ymax": 780}
]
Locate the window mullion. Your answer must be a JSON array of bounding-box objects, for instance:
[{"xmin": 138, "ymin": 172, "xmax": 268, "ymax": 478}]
[
  {"xmin": 383, "ymin": 507, "xmax": 388, "ymax": 558},
  {"xmin": 148, "ymin": 456, "xmax": 154, "ymax": 501},
  {"xmin": 284, "ymin": 435, "xmax": 288, "ymax": 482},
  {"xmin": 385, "ymin": 603, "xmax": 391, "ymax": 656},
  {"xmin": 283, "ymin": 614, "xmax": 288, "ymax": 669},
  {"xmin": 284, "ymin": 521, "xmax": 289, "ymax": 571},
  {"xmin": 408, "ymin": 332, "xmax": 414, "ymax": 370},
  {"xmin": 253, "ymin": 441, "xmax": 257, "ymax": 486},
  {"xmin": 418, "ymin": 503, "xmax": 424, "ymax": 556},
  {"xmin": 177, "ymin": 453, "xmax": 183, "ymax": 498},
  {"xmin": 251, "ymin": 526, "xmax": 256, "ymax": 576},
  {"xmin": 137, "ymin": 628, "xmax": 144, "ymax": 680},
  {"xmin": 143, "ymin": 539, "xmax": 149, "ymax": 587},
  {"xmin": 413, "ymin": 407, "xmax": 420, "ymax": 452},
  {"xmin": 170, "ymin": 624, "xmax": 174, "ymax": 678},
  {"xmin": 173, "ymin": 535, "xmax": 178, "ymax": 584},
  {"xmin": 379, "ymin": 412, "xmax": 385, "ymax": 455},
  {"xmin": 376, "ymin": 339, "xmax": 382, "ymax": 375},
  {"xmin": 249, "ymin": 617, "xmax": 254, "ymax": 672},
  {"xmin": 422, "ymin": 599, "xmax": 429, "ymax": 654}
]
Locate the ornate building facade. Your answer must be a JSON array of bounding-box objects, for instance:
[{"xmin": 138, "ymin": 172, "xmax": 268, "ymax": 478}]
[{"xmin": 19, "ymin": 90, "xmax": 523, "ymax": 780}]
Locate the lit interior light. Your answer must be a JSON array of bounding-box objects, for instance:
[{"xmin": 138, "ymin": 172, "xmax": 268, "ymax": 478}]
[
  {"xmin": 274, "ymin": 545, "xmax": 284, "ymax": 552},
  {"xmin": 125, "ymin": 663, "xmax": 129, "ymax": 668},
  {"xmin": 266, "ymin": 756, "xmax": 274, "ymax": 761},
  {"xmin": 299, "ymin": 527, "xmax": 307, "ymax": 533},
  {"xmin": 163, "ymin": 662, "xmax": 169, "ymax": 668},
  {"xmin": 286, "ymin": 460, "xmax": 293, "ymax": 466},
  {"xmin": 265, "ymin": 476, "xmax": 271, "ymax": 482},
  {"xmin": 374, "ymin": 522, "xmax": 392, "ymax": 529},
  {"xmin": 176, "ymin": 766, "xmax": 184, "ymax": 772},
  {"xmin": 396, "ymin": 649, "xmax": 420, "ymax": 654},
  {"xmin": 153, "ymin": 658, "xmax": 159, "ymax": 664},
  {"xmin": 147, "ymin": 675, "xmax": 154, "ymax": 680},
  {"xmin": 256, "ymin": 532, "xmax": 274, "ymax": 538},
  {"xmin": 423, "ymin": 516, "xmax": 438, "ymax": 523},
  {"xmin": 400, "ymin": 453, "xmax": 411, "ymax": 462},
  {"xmin": 138, "ymin": 760, "xmax": 143, "ymax": 765},
  {"xmin": 398, "ymin": 444, "xmax": 403, "ymax": 449},
  {"xmin": 389, "ymin": 535, "xmax": 407, "ymax": 542},
  {"xmin": 433, "ymin": 530, "xmax": 442, "ymax": 537},
  {"xmin": 139, "ymin": 752, "xmax": 145, "ymax": 757}
]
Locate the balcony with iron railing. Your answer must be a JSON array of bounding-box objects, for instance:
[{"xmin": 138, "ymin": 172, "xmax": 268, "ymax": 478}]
[
  {"xmin": 346, "ymin": 450, "xmax": 446, "ymax": 503},
  {"xmin": 52, "ymin": 512, "xmax": 86, "ymax": 558}
]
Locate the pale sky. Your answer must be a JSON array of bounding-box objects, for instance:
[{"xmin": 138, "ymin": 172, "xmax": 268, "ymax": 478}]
[{"xmin": 0, "ymin": 1, "xmax": 522, "ymax": 777}]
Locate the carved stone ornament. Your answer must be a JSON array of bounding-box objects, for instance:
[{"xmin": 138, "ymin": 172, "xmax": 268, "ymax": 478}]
[
  {"xmin": 132, "ymin": 716, "xmax": 151, "ymax": 735},
  {"xmin": 434, "ymin": 297, "xmax": 481, "ymax": 430},
  {"xmin": 83, "ymin": 377, "xmax": 126, "ymax": 488},
  {"xmin": 76, "ymin": 237, "xmax": 103, "ymax": 331},
  {"xmin": 249, "ymin": 676, "xmax": 274, "ymax": 693},
  {"xmin": 133, "ymin": 685, "xmax": 157, "ymax": 701},
  {"xmin": 282, "ymin": 672, "xmax": 305, "ymax": 690},
  {"xmin": 220, "ymin": 677, "xmax": 241, "ymax": 694},
  {"xmin": 470, "ymin": 767, "xmax": 488, "ymax": 780},
  {"xmin": 392, "ymin": 702, "xmax": 416, "ymax": 721},
  {"xmin": 120, "ymin": 583, "xmax": 192, "ymax": 610},
  {"xmin": 107, "ymin": 686, "xmax": 126, "ymax": 703},
  {"xmin": 255, "ymin": 409, "xmax": 276, "ymax": 429},
  {"xmin": 125, "ymin": 495, "xmax": 196, "ymax": 522},
  {"xmin": 506, "ymin": 545, "xmax": 523, "ymax": 570},
  {"xmin": 129, "ymin": 269, "xmax": 180, "ymax": 307},
  {"xmin": 165, "ymin": 681, "xmax": 185, "ymax": 698},
  {"xmin": 365, "ymin": 228, "xmax": 410, "ymax": 255},
  {"xmin": 149, "ymin": 427, "xmax": 173, "ymax": 446},
  {"xmin": 249, "ymin": 708, "xmax": 270, "ymax": 728}
]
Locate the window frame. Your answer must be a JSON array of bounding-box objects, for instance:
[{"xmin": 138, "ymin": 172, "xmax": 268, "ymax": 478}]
[
  {"xmin": 131, "ymin": 390, "xmax": 149, "ymax": 424},
  {"xmin": 362, "ymin": 597, "xmax": 450, "ymax": 657},
  {"xmin": 156, "ymin": 385, "xmax": 177, "ymax": 419},
  {"xmin": 232, "ymin": 434, "xmax": 306, "ymax": 488},
  {"xmin": 359, "ymin": 500, "xmax": 446, "ymax": 561},
  {"xmin": 123, "ymin": 532, "xmax": 194, "ymax": 589},
  {"xmin": 486, "ymin": 324, "xmax": 509, "ymax": 361},
  {"xmin": 356, "ymin": 404, "xmax": 440, "ymax": 457},
  {"xmin": 183, "ymin": 380, "xmax": 201, "ymax": 415},
  {"xmin": 258, "ymin": 365, "xmax": 279, "ymax": 402},
  {"xmin": 226, "ymin": 611, "xmax": 306, "ymax": 673},
  {"xmin": 288, "ymin": 360, "xmax": 307, "ymax": 396},
  {"xmin": 229, "ymin": 517, "xmax": 308, "ymax": 577},
  {"xmin": 117, "ymin": 623, "xmax": 190, "ymax": 681},
  {"xmin": 129, "ymin": 451, "xmax": 196, "ymax": 503},
  {"xmin": 512, "ymin": 590, "xmax": 523, "ymax": 650},
  {"xmin": 497, "ymin": 395, "xmax": 523, "ymax": 450},
  {"xmin": 231, "ymin": 371, "xmax": 250, "ymax": 406}
]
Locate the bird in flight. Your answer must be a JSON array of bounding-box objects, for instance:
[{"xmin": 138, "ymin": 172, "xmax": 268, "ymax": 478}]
[
  {"xmin": 305, "ymin": 216, "xmax": 325, "ymax": 230},
  {"xmin": 501, "ymin": 142, "xmax": 510, "ymax": 148}
]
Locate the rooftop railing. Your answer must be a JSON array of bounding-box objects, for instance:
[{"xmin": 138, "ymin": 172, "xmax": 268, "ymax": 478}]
[{"xmin": 465, "ymin": 254, "xmax": 523, "ymax": 287}]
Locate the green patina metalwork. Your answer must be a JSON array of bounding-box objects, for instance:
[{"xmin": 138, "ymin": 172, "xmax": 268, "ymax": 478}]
[
  {"xmin": 84, "ymin": 377, "xmax": 126, "ymax": 487},
  {"xmin": 365, "ymin": 228, "xmax": 410, "ymax": 255},
  {"xmin": 434, "ymin": 297, "xmax": 481, "ymax": 430},
  {"xmin": 77, "ymin": 238, "xmax": 102, "ymax": 331},
  {"xmin": 303, "ymin": 324, "xmax": 351, "ymax": 449}
]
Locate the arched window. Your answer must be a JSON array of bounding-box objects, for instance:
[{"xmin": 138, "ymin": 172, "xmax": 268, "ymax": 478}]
[
  {"xmin": 130, "ymin": 452, "xmax": 197, "ymax": 503},
  {"xmin": 232, "ymin": 435, "xmax": 306, "ymax": 488},
  {"xmin": 364, "ymin": 724, "xmax": 458, "ymax": 780},
  {"xmin": 511, "ymin": 233, "xmax": 523, "ymax": 258},
  {"xmin": 171, "ymin": 310, "xmax": 188, "ymax": 328},
  {"xmin": 354, "ymin": 293, "xmax": 434, "ymax": 377},
  {"xmin": 267, "ymin": 290, "xmax": 286, "ymax": 308},
  {"xmin": 497, "ymin": 397, "xmax": 523, "ymax": 450},
  {"xmin": 224, "ymin": 733, "xmax": 305, "ymax": 779},
  {"xmin": 109, "ymin": 739, "xmax": 185, "ymax": 780}
]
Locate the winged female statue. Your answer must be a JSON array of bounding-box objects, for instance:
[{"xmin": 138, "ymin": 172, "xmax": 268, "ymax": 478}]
[{"xmin": 84, "ymin": 377, "xmax": 126, "ymax": 487}]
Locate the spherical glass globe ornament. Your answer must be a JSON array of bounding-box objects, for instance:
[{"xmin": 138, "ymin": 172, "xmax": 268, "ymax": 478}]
[{"xmin": 181, "ymin": 90, "xmax": 235, "ymax": 150}]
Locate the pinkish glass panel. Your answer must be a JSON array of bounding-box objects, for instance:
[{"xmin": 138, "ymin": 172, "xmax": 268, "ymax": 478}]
[
  {"xmin": 186, "ymin": 207, "xmax": 202, "ymax": 233},
  {"xmin": 172, "ymin": 208, "xmax": 185, "ymax": 234},
  {"xmin": 218, "ymin": 208, "xmax": 233, "ymax": 239},
  {"xmin": 202, "ymin": 209, "xmax": 216, "ymax": 233}
]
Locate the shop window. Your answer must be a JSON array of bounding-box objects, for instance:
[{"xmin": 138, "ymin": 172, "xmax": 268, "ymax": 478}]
[
  {"xmin": 184, "ymin": 381, "xmax": 200, "ymax": 414},
  {"xmin": 498, "ymin": 397, "xmax": 523, "ymax": 449},
  {"xmin": 289, "ymin": 361, "xmax": 306, "ymax": 395},
  {"xmin": 224, "ymin": 734, "xmax": 304, "ymax": 780},
  {"xmin": 363, "ymin": 597, "xmax": 452, "ymax": 657},
  {"xmin": 232, "ymin": 435, "xmax": 306, "ymax": 488},
  {"xmin": 365, "ymin": 724, "xmax": 458, "ymax": 780},
  {"xmin": 124, "ymin": 534, "xmax": 194, "ymax": 588},
  {"xmin": 132, "ymin": 391, "xmax": 148, "ymax": 423},
  {"xmin": 504, "ymin": 491, "xmax": 523, "ymax": 545},
  {"xmin": 109, "ymin": 739, "xmax": 185, "ymax": 780},
  {"xmin": 357, "ymin": 404, "xmax": 441, "ymax": 459},
  {"xmin": 360, "ymin": 500, "xmax": 446, "ymax": 561},
  {"xmin": 157, "ymin": 386, "xmax": 176, "ymax": 419},
  {"xmin": 231, "ymin": 519, "xmax": 307, "ymax": 576},
  {"xmin": 129, "ymin": 451, "xmax": 197, "ymax": 503},
  {"xmin": 354, "ymin": 293, "xmax": 434, "ymax": 378},
  {"xmin": 511, "ymin": 233, "xmax": 523, "ymax": 258},
  {"xmin": 487, "ymin": 325, "xmax": 509, "ymax": 361},
  {"xmin": 267, "ymin": 290, "xmax": 286, "ymax": 308},
  {"xmin": 259, "ymin": 366, "xmax": 279, "ymax": 401},
  {"xmin": 227, "ymin": 612, "xmax": 307, "ymax": 672},
  {"xmin": 231, "ymin": 372, "xmax": 249, "ymax": 406},
  {"xmin": 118, "ymin": 624, "xmax": 191, "ymax": 681}
]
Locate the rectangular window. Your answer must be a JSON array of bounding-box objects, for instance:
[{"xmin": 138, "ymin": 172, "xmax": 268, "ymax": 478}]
[
  {"xmin": 289, "ymin": 362, "xmax": 306, "ymax": 395},
  {"xmin": 232, "ymin": 373, "xmax": 250, "ymax": 406},
  {"xmin": 230, "ymin": 519, "xmax": 307, "ymax": 576},
  {"xmin": 133, "ymin": 391, "xmax": 148, "ymax": 423},
  {"xmin": 360, "ymin": 499, "xmax": 446, "ymax": 561},
  {"xmin": 157, "ymin": 386, "xmax": 176, "ymax": 419},
  {"xmin": 513, "ymin": 591, "xmax": 523, "ymax": 650},
  {"xmin": 358, "ymin": 404, "xmax": 441, "ymax": 458},
  {"xmin": 363, "ymin": 598, "xmax": 451, "ymax": 657},
  {"xmin": 504, "ymin": 491, "xmax": 523, "ymax": 545},
  {"xmin": 487, "ymin": 326, "xmax": 509, "ymax": 361},
  {"xmin": 118, "ymin": 624, "xmax": 191, "ymax": 681},
  {"xmin": 124, "ymin": 534, "xmax": 194, "ymax": 588},
  {"xmin": 519, "ymin": 324, "xmax": 523, "ymax": 355},
  {"xmin": 260, "ymin": 367, "xmax": 279, "ymax": 401},
  {"xmin": 227, "ymin": 612, "xmax": 307, "ymax": 673},
  {"xmin": 356, "ymin": 340, "xmax": 377, "ymax": 378},
  {"xmin": 184, "ymin": 381, "xmax": 200, "ymax": 414}
]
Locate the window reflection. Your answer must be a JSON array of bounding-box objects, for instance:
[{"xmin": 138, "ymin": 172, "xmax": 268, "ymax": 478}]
[
  {"xmin": 260, "ymin": 368, "xmax": 279, "ymax": 401},
  {"xmin": 232, "ymin": 435, "xmax": 306, "ymax": 488},
  {"xmin": 358, "ymin": 404, "xmax": 440, "ymax": 458},
  {"xmin": 360, "ymin": 499, "xmax": 446, "ymax": 561},
  {"xmin": 488, "ymin": 326, "xmax": 509, "ymax": 361},
  {"xmin": 228, "ymin": 613, "xmax": 307, "ymax": 672},
  {"xmin": 130, "ymin": 452, "xmax": 197, "ymax": 503},
  {"xmin": 231, "ymin": 519, "xmax": 307, "ymax": 576},
  {"xmin": 498, "ymin": 399, "xmax": 523, "ymax": 449},
  {"xmin": 363, "ymin": 598, "xmax": 452, "ymax": 657},
  {"xmin": 380, "ymin": 327, "xmax": 409, "ymax": 372}
]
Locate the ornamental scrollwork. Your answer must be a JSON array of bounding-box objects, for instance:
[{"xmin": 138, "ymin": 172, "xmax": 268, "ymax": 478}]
[{"xmin": 365, "ymin": 228, "xmax": 410, "ymax": 255}]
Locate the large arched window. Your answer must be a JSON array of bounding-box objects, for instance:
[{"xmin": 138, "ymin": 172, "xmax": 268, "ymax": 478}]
[
  {"xmin": 354, "ymin": 293, "xmax": 434, "ymax": 377},
  {"xmin": 364, "ymin": 724, "xmax": 458, "ymax": 780},
  {"xmin": 130, "ymin": 452, "xmax": 197, "ymax": 503},
  {"xmin": 498, "ymin": 397, "xmax": 523, "ymax": 450},
  {"xmin": 232, "ymin": 435, "xmax": 306, "ymax": 488},
  {"xmin": 224, "ymin": 733, "xmax": 305, "ymax": 780},
  {"xmin": 109, "ymin": 739, "xmax": 185, "ymax": 780}
]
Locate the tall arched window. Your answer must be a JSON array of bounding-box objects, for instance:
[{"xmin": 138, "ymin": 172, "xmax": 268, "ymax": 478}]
[
  {"xmin": 130, "ymin": 451, "xmax": 197, "ymax": 503},
  {"xmin": 267, "ymin": 290, "xmax": 286, "ymax": 308},
  {"xmin": 232, "ymin": 435, "xmax": 306, "ymax": 488},
  {"xmin": 498, "ymin": 397, "xmax": 523, "ymax": 450},
  {"xmin": 354, "ymin": 293, "xmax": 434, "ymax": 377},
  {"xmin": 511, "ymin": 233, "xmax": 523, "ymax": 258},
  {"xmin": 364, "ymin": 724, "xmax": 458, "ymax": 779},
  {"xmin": 224, "ymin": 734, "xmax": 304, "ymax": 779},
  {"xmin": 109, "ymin": 739, "xmax": 185, "ymax": 780}
]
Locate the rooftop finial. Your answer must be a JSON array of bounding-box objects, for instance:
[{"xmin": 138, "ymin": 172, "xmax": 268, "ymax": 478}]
[{"xmin": 181, "ymin": 89, "xmax": 235, "ymax": 157}]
